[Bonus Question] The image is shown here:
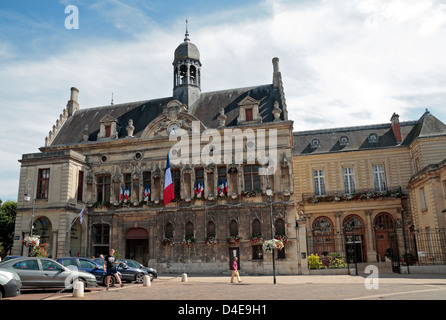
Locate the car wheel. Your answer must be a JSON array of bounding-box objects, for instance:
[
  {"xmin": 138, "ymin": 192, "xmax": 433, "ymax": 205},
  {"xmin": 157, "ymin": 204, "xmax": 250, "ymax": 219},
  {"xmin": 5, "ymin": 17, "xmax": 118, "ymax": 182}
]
[
  {"xmin": 103, "ymin": 276, "xmax": 116, "ymax": 287},
  {"xmin": 135, "ymin": 273, "xmax": 145, "ymax": 283},
  {"xmin": 149, "ymin": 273, "xmax": 154, "ymax": 281}
]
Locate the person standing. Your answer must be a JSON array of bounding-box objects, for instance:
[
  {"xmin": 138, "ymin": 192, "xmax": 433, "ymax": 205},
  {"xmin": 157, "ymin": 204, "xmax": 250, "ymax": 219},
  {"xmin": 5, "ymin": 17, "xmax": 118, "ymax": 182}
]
[
  {"xmin": 103, "ymin": 248, "xmax": 123, "ymax": 290},
  {"xmin": 230, "ymin": 257, "xmax": 242, "ymax": 283}
]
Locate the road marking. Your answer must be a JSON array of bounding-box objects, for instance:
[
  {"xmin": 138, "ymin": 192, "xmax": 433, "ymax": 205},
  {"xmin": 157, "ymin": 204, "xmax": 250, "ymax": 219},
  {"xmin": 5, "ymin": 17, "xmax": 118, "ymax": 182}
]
[{"xmin": 346, "ymin": 286, "xmax": 446, "ymax": 300}]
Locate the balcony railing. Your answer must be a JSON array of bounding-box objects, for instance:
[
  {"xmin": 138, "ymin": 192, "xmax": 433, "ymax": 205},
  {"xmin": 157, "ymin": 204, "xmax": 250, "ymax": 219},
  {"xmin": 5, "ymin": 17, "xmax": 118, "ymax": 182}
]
[{"xmin": 302, "ymin": 186, "xmax": 403, "ymax": 205}]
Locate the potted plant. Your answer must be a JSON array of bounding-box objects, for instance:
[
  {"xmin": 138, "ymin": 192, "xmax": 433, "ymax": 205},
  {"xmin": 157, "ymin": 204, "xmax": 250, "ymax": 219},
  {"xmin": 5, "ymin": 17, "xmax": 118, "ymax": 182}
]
[
  {"xmin": 204, "ymin": 235, "xmax": 217, "ymax": 246},
  {"xmin": 250, "ymin": 233, "xmax": 264, "ymax": 246},
  {"xmin": 161, "ymin": 237, "xmax": 174, "ymax": 247},
  {"xmin": 227, "ymin": 235, "xmax": 241, "ymax": 246}
]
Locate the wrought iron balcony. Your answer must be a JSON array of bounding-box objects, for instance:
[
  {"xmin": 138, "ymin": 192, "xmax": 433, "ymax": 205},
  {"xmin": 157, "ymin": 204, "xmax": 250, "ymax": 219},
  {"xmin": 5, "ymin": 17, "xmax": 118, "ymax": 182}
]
[{"xmin": 302, "ymin": 186, "xmax": 403, "ymax": 205}]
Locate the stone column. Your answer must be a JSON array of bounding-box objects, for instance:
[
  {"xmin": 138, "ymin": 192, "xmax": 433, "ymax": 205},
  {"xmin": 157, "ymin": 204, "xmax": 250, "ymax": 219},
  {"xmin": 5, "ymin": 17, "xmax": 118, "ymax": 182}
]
[{"xmin": 365, "ymin": 210, "xmax": 377, "ymax": 262}]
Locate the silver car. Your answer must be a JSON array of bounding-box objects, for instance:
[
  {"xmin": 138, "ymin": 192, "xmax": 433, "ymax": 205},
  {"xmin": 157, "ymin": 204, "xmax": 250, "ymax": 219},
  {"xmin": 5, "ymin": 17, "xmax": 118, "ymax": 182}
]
[
  {"xmin": 0, "ymin": 269, "xmax": 21, "ymax": 299},
  {"xmin": 0, "ymin": 257, "xmax": 97, "ymax": 289}
]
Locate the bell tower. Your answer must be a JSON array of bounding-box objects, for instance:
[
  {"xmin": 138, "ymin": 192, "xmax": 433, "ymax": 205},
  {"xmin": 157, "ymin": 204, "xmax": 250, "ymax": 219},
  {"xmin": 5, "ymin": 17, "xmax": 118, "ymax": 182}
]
[{"xmin": 173, "ymin": 19, "xmax": 201, "ymax": 111}]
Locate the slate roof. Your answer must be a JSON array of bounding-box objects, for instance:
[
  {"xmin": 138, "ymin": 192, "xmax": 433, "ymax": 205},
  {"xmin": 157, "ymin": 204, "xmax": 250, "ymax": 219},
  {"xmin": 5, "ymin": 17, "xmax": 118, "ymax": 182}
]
[
  {"xmin": 49, "ymin": 84, "xmax": 285, "ymax": 147},
  {"xmin": 292, "ymin": 111, "xmax": 446, "ymax": 156}
]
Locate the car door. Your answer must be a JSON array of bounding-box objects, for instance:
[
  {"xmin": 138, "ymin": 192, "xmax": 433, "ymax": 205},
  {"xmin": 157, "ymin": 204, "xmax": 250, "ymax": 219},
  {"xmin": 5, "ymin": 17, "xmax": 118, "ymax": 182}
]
[
  {"xmin": 79, "ymin": 259, "xmax": 103, "ymax": 282},
  {"xmin": 11, "ymin": 259, "xmax": 42, "ymax": 288},
  {"xmin": 40, "ymin": 259, "xmax": 71, "ymax": 288}
]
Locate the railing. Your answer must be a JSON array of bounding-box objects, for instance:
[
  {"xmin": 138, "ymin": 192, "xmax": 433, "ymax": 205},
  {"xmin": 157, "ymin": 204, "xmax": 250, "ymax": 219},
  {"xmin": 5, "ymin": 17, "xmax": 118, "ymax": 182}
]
[
  {"xmin": 403, "ymin": 228, "xmax": 446, "ymax": 266},
  {"xmin": 302, "ymin": 186, "xmax": 403, "ymax": 204}
]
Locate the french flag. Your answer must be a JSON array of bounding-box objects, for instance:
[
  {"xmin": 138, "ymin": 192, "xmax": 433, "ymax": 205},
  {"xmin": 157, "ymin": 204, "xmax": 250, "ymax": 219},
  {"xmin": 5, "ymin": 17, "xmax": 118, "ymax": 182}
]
[{"xmin": 164, "ymin": 153, "xmax": 175, "ymax": 205}]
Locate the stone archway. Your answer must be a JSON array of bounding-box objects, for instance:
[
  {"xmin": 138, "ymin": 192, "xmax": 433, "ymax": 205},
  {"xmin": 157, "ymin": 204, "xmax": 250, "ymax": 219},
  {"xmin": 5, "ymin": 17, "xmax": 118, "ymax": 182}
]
[
  {"xmin": 32, "ymin": 216, "xmax": 53, "ymax": 257},
  {"xmin": 126, "ymin": 228, "xmax": 149, "ymax": 265},
  {"xmin": 374, "ymin": 212, "xmax": 396, "ymax": 262}
]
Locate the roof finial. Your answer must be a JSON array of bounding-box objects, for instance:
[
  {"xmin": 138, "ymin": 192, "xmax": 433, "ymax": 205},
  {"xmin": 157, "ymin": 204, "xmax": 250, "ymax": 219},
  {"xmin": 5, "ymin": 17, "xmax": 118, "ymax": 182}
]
[
  {"xmin": 184, "ymin": 17, "xmax": 190, "ymax": 42},
  {"xmin": 111, "ymin": 92, "xmax": 114, "ymax": 105}
]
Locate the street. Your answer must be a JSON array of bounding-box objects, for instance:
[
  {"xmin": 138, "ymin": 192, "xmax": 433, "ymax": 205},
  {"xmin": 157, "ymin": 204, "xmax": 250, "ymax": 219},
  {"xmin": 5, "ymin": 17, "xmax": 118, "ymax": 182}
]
[{"xmin": 4, "ymin": 273, "xmax": 446, "ymax": 301}]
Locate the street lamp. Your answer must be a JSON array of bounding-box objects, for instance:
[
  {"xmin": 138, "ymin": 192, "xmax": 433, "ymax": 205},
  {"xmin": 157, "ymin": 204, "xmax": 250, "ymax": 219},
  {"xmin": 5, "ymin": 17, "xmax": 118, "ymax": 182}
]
[
  {"xmin": 24, "ymin": 178, "xmax": 36, "ymax": 236},
  {"xmin": 265, "ymin": 175, "xmax": 276, "ymax": 285}
]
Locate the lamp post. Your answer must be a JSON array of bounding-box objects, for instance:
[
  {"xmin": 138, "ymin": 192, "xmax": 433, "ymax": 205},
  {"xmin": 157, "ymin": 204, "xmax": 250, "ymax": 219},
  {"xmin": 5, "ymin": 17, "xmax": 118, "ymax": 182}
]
[
  {"xmin": 265, "ymin": 174, "xmax": 276, "ymax": 285},
  {"xmin": 24, "ymin": 178, "xmax": 36, "ymax": 236}
]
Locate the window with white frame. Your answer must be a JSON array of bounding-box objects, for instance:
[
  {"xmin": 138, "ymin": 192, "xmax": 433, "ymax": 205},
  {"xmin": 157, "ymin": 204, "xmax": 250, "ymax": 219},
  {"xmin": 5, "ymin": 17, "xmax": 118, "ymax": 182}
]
[
  {"xmin": 372, "ymin": 164, "xmax": 386, "ymax": 192},
  {"xmin": 313, "ymin": 169, "xmax": 326, "ymax": 196},
  {"xmin": 342, "ymin": 167, "xmax": 356, "ymax": 195}
]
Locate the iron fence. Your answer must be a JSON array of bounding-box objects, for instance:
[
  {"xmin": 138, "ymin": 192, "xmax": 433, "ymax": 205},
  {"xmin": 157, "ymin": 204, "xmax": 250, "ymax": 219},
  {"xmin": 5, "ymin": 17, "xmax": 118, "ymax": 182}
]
[{"xmin": 402, "ymin": 228, "xmax": 446, "ymax": 266}]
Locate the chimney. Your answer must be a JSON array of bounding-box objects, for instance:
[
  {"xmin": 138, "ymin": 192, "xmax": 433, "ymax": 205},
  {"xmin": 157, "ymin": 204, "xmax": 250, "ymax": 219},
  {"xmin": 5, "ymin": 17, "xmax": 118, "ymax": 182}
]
[
  {"xmin": 66, "ymin": 87, "xmax": 79, "ymax": 116},
  {"xmin": 390, "ymin": 112, "xmax": 402, "ymax": 144},
  {"xmin": 272, "ymin": 57, "xmax": 281, "ymax": 89}
]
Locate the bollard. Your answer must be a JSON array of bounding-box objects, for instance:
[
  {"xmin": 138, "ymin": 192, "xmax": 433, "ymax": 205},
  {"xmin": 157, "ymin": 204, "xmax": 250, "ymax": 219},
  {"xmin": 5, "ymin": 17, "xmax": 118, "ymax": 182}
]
[
  {"xmin": 73, "ymin": 281, "xmax": 84, "ymax": 297},
  {"xmin": 181, "ymin": 273, "xmax": 188, "ymax": 282},
  {"xmin": 143, "ymin": 275, "xmax": 151, "ymax": 286}
]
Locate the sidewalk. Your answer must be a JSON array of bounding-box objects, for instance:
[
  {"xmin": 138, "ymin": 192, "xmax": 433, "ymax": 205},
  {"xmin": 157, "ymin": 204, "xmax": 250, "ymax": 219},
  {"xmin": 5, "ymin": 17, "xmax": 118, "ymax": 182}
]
[{"xmin": 52, "ymin": 273, "xmax": 446, "ymax": 301}]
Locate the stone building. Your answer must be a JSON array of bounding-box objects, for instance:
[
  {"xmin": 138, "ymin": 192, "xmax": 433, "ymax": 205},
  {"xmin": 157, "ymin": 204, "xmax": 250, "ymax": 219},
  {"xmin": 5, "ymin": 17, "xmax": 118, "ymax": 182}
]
[
  {"xmin": 13, "ymin": 29, "xmax": 307, "ymax": 275},
  {"xmin": 292, "ymin": 110, "xmax": 446, "ymax": 270}
]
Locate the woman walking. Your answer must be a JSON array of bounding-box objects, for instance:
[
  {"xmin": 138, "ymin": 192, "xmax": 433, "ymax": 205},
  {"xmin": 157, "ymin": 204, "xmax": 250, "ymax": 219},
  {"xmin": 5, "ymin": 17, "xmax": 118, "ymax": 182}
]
[{"xmin": 230, "ymin": 257, "xmax": 242, "ymax": 283}]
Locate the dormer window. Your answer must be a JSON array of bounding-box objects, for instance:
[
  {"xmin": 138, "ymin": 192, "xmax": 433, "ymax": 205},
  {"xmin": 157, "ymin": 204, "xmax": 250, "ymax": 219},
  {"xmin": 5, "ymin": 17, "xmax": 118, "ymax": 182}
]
[
  {"xmin": 237, "ymin": 96, "xmax": 262, "ymax": 125},
  {"xmin": 105, "ymin": 125, "xmax": 111, "ymax": 138},
  {"xmin": 339, "ymin": 136, "xmax": 349, "ymax": 146},
  {"xmin": 245, "ymin": 108, "xmax": 253, "ymax": 122},
  {"xmin": 368, "ymin": 133, "xmax": 378, "ymax": 143},
  {"xmin": 98, "ymin": 114, "xmax": 118, "ymax": 141},
  {"xmin": 311, "ymin": 138, "xmax": 320, "ymax": 148}
]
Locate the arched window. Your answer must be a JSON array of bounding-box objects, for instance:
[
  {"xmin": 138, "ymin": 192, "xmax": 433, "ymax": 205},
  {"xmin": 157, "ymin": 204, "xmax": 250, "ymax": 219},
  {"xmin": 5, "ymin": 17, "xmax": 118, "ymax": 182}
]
[
  {"xmin": 229, "ymin": 220, "xmax": 238, "ymax": 237},
  {"xmin": 165, "ymin": 222, "xmax": 173, "ymax": 239},
  {"xmin": 374, "ymin": 213, "xmax": 394, "ymax": 230},
  {"xmin": 275, "ymin": 218, "xmax": 286, "ymax": 236},
  {"xmin": 252, "ymin": 219, "xmax": 261, "ymax": 236},
  {"xmin": 185, "ymin": 221, "xmax": 194, "ymax": 239},
  {"xmin": 207, "ymin": 221, "xmax": 216, "ymax": 237}
]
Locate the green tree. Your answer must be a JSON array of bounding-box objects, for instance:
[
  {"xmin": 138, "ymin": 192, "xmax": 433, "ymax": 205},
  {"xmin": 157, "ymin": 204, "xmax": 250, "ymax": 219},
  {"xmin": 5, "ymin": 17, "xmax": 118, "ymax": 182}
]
[{"xmin": 0, "ymin": 200, "xmax": 17, "ymax": 257}]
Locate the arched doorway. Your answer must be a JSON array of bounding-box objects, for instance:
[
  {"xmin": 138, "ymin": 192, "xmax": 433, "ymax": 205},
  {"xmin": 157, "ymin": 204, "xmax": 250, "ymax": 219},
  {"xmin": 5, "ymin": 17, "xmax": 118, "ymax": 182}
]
[
  {"xmin": 33, "ymin": 216, "xmax": 53, "ymax": 256},
  {"xmin": 343, "ymin": 215, "xmax": 366, "ymax": 263},
  {"xmin": 374, "ymin": 213, "xmax": 396, "ymax": 262},
  {"xmin": 126, "ymin": 228, "xmax": 149, "ymax": 266},
  {"xmin": 313, "ymin": 216, "xmax": 335, "ymax": 255}
]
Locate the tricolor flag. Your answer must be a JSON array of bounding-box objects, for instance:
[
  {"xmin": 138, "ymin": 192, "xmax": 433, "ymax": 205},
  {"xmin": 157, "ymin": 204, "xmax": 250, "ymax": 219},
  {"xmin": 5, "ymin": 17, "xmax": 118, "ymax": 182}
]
[
  {"xmin": 194, "ymin": 182, "xmax": 198, "ymax": 197},
  {"xmin": 124, "ymin": 186, "xmax": 130, "ymax": 203},
  {"xmin": 119, "ymin": 186, "xmax": 124, "ymax": 202},
  {"xmin": 143, "ymin": 184, "xmax": 151, "ymax": 202},
  {"xmin": 224, "ymin": 178, "xmax": 228, "ymax": 195},
  {"xmin": 164, "ymin": 153, "xmax": 175, "ymax": 205}
]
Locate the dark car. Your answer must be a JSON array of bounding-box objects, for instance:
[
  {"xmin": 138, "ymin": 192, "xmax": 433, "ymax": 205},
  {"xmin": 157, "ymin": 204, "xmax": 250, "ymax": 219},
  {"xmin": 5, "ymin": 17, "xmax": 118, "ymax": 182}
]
[
  {"xmin": 0, "ymin": 257, "xmax": 97, "ymax": 289},
  {"xmin": 121, "ymin": 259, "xmax": 158, "ymax": 281},
  {"xmin": 56, "ymin": 257, "xmax": 121, "ymax": 286},
  {"xmin": 93, "ymin": 258, "xmax": 148, "ymax": 283},
  {"xmin": 0, "ymin": 269, "xmax": 21, "ymax": 299}
]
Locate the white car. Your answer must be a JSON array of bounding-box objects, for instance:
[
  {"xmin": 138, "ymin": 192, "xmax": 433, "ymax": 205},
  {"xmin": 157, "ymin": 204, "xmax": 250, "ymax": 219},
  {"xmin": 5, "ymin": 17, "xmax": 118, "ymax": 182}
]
[{"xmin": 0, "ymin": 269, "xmax": 22, "ymax": 299}]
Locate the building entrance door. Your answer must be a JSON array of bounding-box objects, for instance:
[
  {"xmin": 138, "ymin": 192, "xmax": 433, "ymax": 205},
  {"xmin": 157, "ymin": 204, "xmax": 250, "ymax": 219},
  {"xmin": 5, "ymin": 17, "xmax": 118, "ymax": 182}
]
[{"xmin": 126, "ymin": 228, "xmax": 149, "ymax": 265}]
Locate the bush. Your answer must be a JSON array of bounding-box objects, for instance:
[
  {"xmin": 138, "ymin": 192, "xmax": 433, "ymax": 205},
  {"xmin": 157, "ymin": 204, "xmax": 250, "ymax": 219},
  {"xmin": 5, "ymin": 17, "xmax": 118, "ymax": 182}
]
[
  {"xmin": 308, "ymin": 254, "xmax": 322, "ymax": 269},
  {"xmin": 308, "ymin": 252, "xmax": 347, "ymax": 269}
]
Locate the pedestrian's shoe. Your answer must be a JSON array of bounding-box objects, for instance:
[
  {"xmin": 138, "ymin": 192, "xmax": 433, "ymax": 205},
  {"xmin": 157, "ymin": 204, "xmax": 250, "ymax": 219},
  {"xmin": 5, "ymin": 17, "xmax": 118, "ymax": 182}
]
[
  {"xmin": 106, "ymin": 287, "xmax": 109, "ymax": 291},
  {"xmin": 121, "ymin": 283, "xmax": 124, "ymax": 288}
]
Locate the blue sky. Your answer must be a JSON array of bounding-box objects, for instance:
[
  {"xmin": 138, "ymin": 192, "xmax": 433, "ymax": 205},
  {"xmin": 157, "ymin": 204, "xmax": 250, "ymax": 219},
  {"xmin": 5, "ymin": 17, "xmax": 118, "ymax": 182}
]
[{"xmin": 1, "ymin": 0, "xmax": 446, "ymax": 201}]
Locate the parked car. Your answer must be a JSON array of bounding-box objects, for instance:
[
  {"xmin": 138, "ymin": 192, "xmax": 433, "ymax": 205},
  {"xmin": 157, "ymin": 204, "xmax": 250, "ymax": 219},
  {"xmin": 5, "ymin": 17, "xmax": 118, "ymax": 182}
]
[
  {"xmin": 93, "ymin": 258, "xmax": 148, "ymax": 283},
  {"xmin": 0, "ymin": 257, "xmax": 97, "ymax": 289},
  {"xmin": 56, "ymin": 257, "xmax": 121, "ymax": 286},
  {"xmin": 120, "ymin": 259, "xmax": 158, "ymax": 281},
  {"xmin": 1, "ymin": 256, "xmax": 23, "ymax": 262},
  {"xmin": 0, "ymin": 269, "xmax": 21, "ymax": 299}
]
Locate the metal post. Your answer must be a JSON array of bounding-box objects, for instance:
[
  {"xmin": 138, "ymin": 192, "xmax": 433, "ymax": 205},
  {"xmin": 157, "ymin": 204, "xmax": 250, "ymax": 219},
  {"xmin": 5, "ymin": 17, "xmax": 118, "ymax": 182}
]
[
  {"xmin": 24, "ymin": 178, "xmax": 36, "ymax": 236},
  {"xmin": 266, "ymin": 174, "xmax": 276, "ymax": 284}
]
